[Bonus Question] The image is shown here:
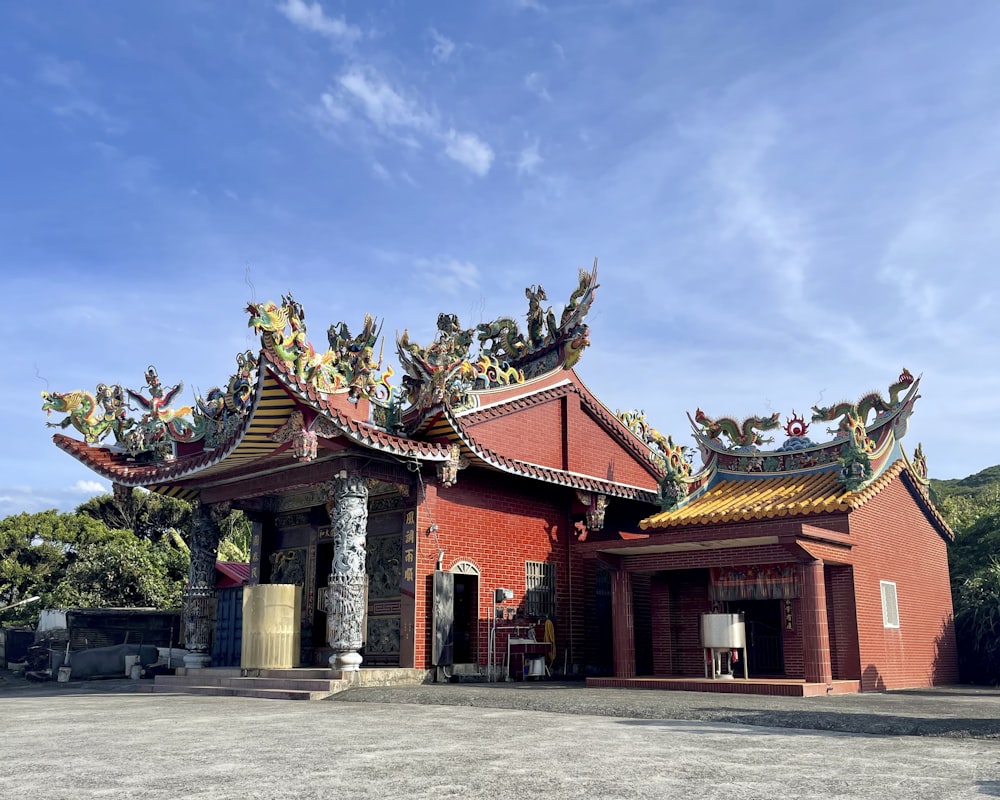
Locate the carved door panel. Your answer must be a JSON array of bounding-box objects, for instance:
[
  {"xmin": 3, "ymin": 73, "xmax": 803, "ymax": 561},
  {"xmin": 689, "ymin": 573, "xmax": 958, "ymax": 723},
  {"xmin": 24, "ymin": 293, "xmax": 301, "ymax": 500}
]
[{"xmin": 364, "ymin": 531, "xmax": 403, "ymax": 665}]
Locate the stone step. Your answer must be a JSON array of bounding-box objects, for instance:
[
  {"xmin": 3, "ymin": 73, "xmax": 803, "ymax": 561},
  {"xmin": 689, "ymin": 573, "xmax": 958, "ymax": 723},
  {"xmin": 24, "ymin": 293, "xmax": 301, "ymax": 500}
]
[
  {"xmin": 255, "ymin": 668, "xmax": 343, "ymax": 680},
  {"xmin": 151, "ymin": 669, "xmax": 349, "ymax": 701},
  {"xmin": 150, "ymin": 684, "xmax": 332, "ymax": 701},
  {"xmin": 154, "ymin": 675, "xmax": 341, "ymax": 692},
  {"xmin": 222, "ymin": 677, "xmax": 342, "ymax": 692}
]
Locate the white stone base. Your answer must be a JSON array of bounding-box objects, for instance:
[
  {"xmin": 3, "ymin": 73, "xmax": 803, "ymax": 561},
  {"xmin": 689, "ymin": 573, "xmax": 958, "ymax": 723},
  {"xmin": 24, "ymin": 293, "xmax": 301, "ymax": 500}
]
[
  {"xmin": 183, "ymin": 652, "xmax": 211, "ymax": 669},
  {"xmin": 331, "ymin": 651, "xmax": 363, "ymax": 671}
]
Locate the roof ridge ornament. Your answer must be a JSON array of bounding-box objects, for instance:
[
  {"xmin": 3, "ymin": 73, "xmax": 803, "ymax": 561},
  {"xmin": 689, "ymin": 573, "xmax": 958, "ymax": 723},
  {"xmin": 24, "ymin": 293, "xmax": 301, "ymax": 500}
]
[
  {"xmin": 692, "ymin": 409, "xmax": 782, "ymax": 449},
  {"xmin": 476, "ymin": 259, "xmax": 599, "ymax": 378},
  {"xmin": 246, "ymin": 294, "xmax": 395, "ymax": 404},
  {"xmin": 811, "ymin": 367, "xmax": 914, "ymax": 437},
  {"xmin": 41, "ymin": 352, "xmax": 259, "ymax": 459},
  {"xmin": 397, "ymin": 263, "xmax": 597, "ymax": 417}
]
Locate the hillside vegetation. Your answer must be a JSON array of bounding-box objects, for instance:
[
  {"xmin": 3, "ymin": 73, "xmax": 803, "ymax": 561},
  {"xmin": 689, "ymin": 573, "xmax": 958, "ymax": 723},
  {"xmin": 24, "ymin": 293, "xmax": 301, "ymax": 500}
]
[{"xmin": 931, "ymin": 466, "xmax": 1000, "ymax": 684}]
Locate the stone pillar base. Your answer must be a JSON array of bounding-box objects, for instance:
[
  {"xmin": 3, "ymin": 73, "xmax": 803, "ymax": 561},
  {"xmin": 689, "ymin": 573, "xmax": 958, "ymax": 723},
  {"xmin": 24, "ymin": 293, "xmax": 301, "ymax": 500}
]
[
  {"xmin": 183, "ymin": 652, "xmax": 211, "ymax": 669},
  {"xmin": 331, "ymin": 651, "xmax": 363, "ymax": 671}
]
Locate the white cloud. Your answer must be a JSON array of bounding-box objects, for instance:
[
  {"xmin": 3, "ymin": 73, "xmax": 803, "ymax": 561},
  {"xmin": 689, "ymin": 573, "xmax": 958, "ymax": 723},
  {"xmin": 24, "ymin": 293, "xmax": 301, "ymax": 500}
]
[
  {"xmin": 429, "ymin": 28, "xmax": 456, "ymax": 63},
  {"xmin": 443, "ymin": 130, "xmax": 494, "ymax": 176},
  {"xmin": 319, "ymin": 92, "xmax": 351, "ymax": 123},
  {"xmin": 710, "ymin": 109, "xmax": 807, "ymax": 300},
  {"xmin": 513, "ymin": 0, "xmax": 547, "ymax": 11},
  {"xmin": 71, "ymin": 480, "xmax": 107, "ymax": 494},
  {"xmin": 338, "ymin": 67, "xmax": 433, "ymax": 133},
  {"xmin": 517, "ymin": 140, "xmax": 542, "ymax": 175},
  {"xmin": 524, "ymin": 72, "xmax": 551, "ymax": 102},
  {"xmin": 320, "ymin": 66, "xmax": 494, "ymax": 177},
  {"xmin": 277, "ymin": 0, "xmax": 361, "ymax": 44},
  {"xmin": 36, "ymin": 56, "xmax": 126, "ymax": 134},
  {"xmin": 371, "ymin": 161, "xmax": 391, "ymax": 183},
  {"xmin": 417, "ymin": 258, "xmax": 482, "ymax": 295}
]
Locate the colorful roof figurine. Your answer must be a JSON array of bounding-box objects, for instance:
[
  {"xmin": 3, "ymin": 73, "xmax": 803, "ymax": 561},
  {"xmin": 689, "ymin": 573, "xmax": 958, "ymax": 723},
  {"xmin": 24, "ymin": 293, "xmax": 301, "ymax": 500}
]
[
  {"xmin": 639, "ymin": 368, "xmax": 951, "ymax": 539},
  {"xmin": 42, "ymin": 262, "xmax": 664, "ymax": 503}
]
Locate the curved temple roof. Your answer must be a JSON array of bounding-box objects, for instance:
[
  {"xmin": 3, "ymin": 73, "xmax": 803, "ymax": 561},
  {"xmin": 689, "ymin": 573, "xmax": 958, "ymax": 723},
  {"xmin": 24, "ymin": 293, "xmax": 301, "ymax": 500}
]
[{"xmin": 42, "ymin": 265, "xmax": 666, "ymax": 503}]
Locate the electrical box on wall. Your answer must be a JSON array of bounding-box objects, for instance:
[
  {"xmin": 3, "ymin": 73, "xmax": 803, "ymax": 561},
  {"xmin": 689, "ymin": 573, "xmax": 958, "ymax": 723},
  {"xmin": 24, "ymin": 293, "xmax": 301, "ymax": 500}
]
[{"xmin": 494, "ymin": 588, "xmax": 513, "ymax": 603}]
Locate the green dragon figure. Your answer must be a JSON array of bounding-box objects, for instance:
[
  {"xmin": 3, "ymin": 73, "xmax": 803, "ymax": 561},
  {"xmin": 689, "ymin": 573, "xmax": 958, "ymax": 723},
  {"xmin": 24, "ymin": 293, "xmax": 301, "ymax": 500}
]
[
  {"xmin": 476, "ymin": 317, "xmax": 528, "ymax": 361},
  {"xmin": 474, "ymin": 263, "xmax": 599, "ymax": 373},
  {"xmin": 247, "ymin": 294, "xmax": 344, "ymax": 391},
  {"xmin": 397, "ymin": 313, "xmax": 476, "ymax": 410},
  {"xmin": 248, "ymin": 296, "xmax": 393, "ymax": 399},
  {"xmin": 694, "ymin": 409, "xmax": 782, "ymax": 448},
  {"xmin": 811, "ymin": 368, "xmax": 915, "ymax": 437},
  {"xmin": 618, "ymin": 409, "xmax": 692, "ymax": 477},
  {"xmin": 41, "ymin": 383, "xmax": 134, "ymax": 445}
]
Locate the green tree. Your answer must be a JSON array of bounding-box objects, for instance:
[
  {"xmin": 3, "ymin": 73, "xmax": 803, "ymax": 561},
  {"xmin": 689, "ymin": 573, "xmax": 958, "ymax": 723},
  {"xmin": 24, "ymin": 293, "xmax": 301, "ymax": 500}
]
[
  {"xmin": 953, "ymin": 560, "xmax": 1000, "ymax": 685},
  {"xmin": 56, "ymin": 532, "xmax": 188, "ymax": 609},
  {"xmin": 0, "ymin": 508, "xmax": 190, "ymax": 628},
  {"xmin": 75, "ymin": 488, "xmax": 191, "ymax": 542},
  {"xmin": 933, "ymin": 467, "xmax": 1000, "ymax": 684}
]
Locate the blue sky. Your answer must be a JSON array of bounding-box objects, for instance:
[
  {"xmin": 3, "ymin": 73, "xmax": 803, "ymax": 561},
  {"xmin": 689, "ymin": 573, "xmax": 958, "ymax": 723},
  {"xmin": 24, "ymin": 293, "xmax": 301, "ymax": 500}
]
[{"xmin": 3, "ymin": 1, "xmax": 999, "ymax": 515}]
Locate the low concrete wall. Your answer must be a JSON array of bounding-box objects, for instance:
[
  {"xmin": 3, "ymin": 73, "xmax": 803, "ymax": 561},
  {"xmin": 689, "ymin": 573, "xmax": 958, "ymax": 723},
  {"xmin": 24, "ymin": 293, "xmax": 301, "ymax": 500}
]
[{"xmin": 343, "ymin": 668, "xmax": 432, "ymax": 687}]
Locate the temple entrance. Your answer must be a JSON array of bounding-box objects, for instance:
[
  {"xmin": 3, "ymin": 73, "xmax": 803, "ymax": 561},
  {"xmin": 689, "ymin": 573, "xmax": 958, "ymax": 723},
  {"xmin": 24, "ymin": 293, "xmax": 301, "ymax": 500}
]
[
  {"xmin": 451, "ymin": 562, "xmax": 480, "ymax": 664},
  {"xmin": 452, "ymin": 573, "xmax": 478, "ymax": 663},
  {"xmin": 726, "ymin": 600, "xmax": 784, "ymax": 675}
]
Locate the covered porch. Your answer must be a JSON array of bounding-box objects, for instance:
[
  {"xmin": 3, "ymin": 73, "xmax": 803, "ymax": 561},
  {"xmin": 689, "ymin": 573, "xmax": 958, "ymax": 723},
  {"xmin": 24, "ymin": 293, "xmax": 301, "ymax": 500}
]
[{"xmin": 579, "ymin": 514, "xmax": 861, "ymax": 696}]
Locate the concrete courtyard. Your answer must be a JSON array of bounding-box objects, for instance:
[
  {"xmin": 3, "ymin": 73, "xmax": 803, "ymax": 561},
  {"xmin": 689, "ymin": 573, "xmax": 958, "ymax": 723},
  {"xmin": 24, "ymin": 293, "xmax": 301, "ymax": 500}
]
[{"xmin": 1, "ymin": 678, "xmax": 998, "ymax": 799}]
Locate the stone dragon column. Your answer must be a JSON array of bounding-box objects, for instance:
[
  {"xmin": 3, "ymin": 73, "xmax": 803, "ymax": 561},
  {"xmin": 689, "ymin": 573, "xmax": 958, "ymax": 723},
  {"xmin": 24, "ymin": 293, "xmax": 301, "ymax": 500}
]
[
  {"xmin": 182, "ymin": 499, "xmax": 229, "ymax": 669},
  {"xmin": 324, "ymin": 472, "xmax": 369, "ymax": 671}
]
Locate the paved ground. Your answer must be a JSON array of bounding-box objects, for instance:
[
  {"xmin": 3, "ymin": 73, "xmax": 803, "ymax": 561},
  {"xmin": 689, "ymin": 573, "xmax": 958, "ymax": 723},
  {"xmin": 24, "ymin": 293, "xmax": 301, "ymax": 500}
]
[{"xmin": 2, "ymin": 672, "xmax": 999, "ymax": 799}]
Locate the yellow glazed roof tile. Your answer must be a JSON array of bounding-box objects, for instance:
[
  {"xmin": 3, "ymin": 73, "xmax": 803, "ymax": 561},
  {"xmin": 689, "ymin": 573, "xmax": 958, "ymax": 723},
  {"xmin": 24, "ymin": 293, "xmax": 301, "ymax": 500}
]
[{"xmin": 640, "ymin": 468, "xmax": 879, "ymax": 530}]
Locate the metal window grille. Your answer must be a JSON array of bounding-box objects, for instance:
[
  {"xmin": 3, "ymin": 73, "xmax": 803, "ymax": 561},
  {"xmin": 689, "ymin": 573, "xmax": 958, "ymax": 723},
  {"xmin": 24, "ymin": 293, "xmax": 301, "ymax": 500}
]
[
  {"xmin": 880, "ymin": 581, "xmax": 900, "ymax": 628},
  {"xmin": 525, "ymin": 561, "xmax": 556, "ymax": 618}
]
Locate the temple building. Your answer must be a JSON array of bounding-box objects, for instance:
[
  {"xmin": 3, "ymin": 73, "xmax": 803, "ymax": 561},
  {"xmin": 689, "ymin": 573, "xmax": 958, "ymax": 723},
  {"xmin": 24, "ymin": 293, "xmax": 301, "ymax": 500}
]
[{"xmin": 41, "ymin": 266, "xmax": 958, "ymax": 694}]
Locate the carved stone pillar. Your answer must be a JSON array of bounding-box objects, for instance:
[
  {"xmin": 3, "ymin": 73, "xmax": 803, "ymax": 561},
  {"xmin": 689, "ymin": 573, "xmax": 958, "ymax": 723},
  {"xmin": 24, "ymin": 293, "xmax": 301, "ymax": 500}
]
[
  {"xmin": 325, "ymin": 473, "xmax": 369, "ymax": 671},
  {"xmin": 182, "ymin": 500, "xmax": 229, "ymax": 669}
]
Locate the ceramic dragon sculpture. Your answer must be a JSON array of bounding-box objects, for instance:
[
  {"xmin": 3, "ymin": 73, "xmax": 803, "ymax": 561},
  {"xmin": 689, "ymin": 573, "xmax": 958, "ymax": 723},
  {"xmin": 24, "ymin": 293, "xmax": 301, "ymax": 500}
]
[
  {"xmin": 247, "ymin": 295, "xmax": 393, "ymax": 400},
  {"xmin": 41, "ymin": 383, "xmax": 134, "ymax": 445},
  {"xmin": 693, "ymin": 409, "xmax": 782, "ymax": 448},
  {"xmin": 811, "ymin": 368, "xmax": 914, "ymax": 437},
  {"xmin": 397, "ymin": 313, "xmax": 476, "ymax": 410},
  {"xmin": 42, "ymin": 351, "xmax": 261, "ymax": 457},
  {"xmin": 476, "ymin": 261, "xmax": 598, "ymax": 374},
  {"xmin": 617, "ymin": 409, "xmax": 692, "ymax": 477}
]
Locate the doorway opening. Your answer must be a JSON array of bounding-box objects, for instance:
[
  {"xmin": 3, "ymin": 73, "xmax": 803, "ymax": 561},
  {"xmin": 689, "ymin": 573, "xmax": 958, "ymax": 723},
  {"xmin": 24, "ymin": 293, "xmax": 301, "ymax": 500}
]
[
  {"xmin": 725, "ymin": 599, "xmax": 785, "ymax": 675},
  {"xmin": 452, "ymin": 572, "xmax": 479, "ymax": 664}
]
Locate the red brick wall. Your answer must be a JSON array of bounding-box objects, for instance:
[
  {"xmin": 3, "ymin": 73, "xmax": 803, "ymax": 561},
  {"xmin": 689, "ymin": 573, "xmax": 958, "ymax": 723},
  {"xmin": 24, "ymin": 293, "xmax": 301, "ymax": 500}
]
[
  {"xmin": 650, "ymin": 574, "xmax": 672, "ymax": 675},
  {"xmin": 464, "ymin": 397, "xmax": 566, "ymax": 469},
  {"xmin": 411, "ymin": 468, "xmax": 571, "ymax": 670},
  {"xmin": 825, "ymin": 564, "xmax": 861, "ymax": 680},
  {"xmin": 849, "ymin": 477, "xmax": 958, "ymax": 690},
  {"xmin": 632, "ymin": 573, "xmax": 653, "ymax": 674},
  {"xmin": 782, "ymin": 599, "xmax": 804, "ymax": 678},
  {"xmin": 648, "ymin": 569, "xmax": 712, "ymax": 676},
  {"xmin": 463, "ymin": 391, "xmax": 658, "ymax": 491}
]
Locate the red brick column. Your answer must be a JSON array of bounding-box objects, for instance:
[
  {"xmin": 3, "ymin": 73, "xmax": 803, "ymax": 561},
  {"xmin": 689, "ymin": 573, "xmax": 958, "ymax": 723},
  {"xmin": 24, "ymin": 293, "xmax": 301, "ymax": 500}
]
[
  {"xmin": 800, "ymin": 561, "xmax": 833, "ymax": 685},
  {"xmin": 611, "ymin": 569, "xmax": 635, "ymax": 678}
]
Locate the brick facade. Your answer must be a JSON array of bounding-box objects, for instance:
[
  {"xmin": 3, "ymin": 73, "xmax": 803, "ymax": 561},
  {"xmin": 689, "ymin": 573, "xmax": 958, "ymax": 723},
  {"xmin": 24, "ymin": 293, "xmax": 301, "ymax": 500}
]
[
  {"xmin": 847, "ymin": 477, "xmax": 958, "ymax": 690},
  {"xmin": 412, "ymin": 468, "xmax": 574, "ymax": 671},
  {"xmin": 585, "ymin": 471, "xmax": 958, "ymax": 691}
]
